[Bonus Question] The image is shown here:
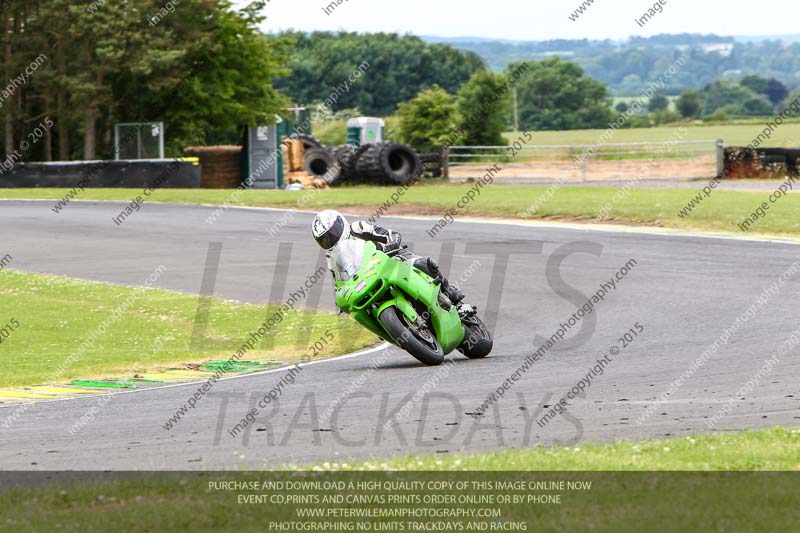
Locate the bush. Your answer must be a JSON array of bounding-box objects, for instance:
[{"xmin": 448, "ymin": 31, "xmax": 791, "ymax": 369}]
[
  {"xmin": 781, "ymin": 90, "xmax": 800, "ymax": 115},
  {"xmin": 676, "ymin": 90, "xmax": 702, "ymax": 118},
  {"xmin": 314, "ymin": 120, "xmax": 348, "ymax": 146},
  {"xmin": 456, "ymin": 70, "xmax": 510, "ymax": 147},
  {"xmin": 512, "ymin": 58, "xmax": 614, "ymax": 131},
  {"xmin": 651, "ymin": 110, "xmax": 682, "ymax": 125},
  {"xmin": 383, "ymin": 115, "xmax": 403, "ymax": 143},
  {"xmin": 703, "ymin": 111, "xmax": 730, "ymax": 123},
  {"xmin": 625, "ymin": 115, "xmax": 652, "ymax": 128},
  {"xmin": 397, "ymin": 86, "xmax": 459, "ymax": 153},
  {"xmin": 648, "ymin": 94, "xmax": 670, "ymax": 112}
]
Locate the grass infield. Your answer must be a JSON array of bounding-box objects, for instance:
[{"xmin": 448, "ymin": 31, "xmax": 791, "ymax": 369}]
[
  {"xmin": 0, "ymin": 270, "xmax": 375, "ymax": 388},
  {"xmin": 3, "ymin": 184, "xmax": 800, "ymax": 237},
  {"xmin": 332, "ymin": 426, "xmax": 800, "ymax": 471},
  {"xmin": 0, "ymin": 428, "xmax": 797, "ymax": 531}
]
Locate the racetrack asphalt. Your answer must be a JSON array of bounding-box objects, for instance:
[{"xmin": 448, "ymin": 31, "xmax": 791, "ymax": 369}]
[{"xmin": 1, "ymin": 200, "xmax": 799, "ymax": 471}]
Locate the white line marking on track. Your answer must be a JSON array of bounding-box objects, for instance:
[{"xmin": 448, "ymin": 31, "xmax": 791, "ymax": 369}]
[{"xmin": 4, "ymin": 198, "xmax": 800, "ymax": 245}]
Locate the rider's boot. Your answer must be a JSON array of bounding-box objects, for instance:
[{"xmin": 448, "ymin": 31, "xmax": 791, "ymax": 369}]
[
  {"xmin": 440, "ymin": 277, "xmax": 465, "ymax": 305},
  {"xmin": 413, "ymin": 257, "xmax": 465, "ymax": 305},
  {"xmin": 456, "ymin": 302, "xmax": 477, "ymax": 319}
]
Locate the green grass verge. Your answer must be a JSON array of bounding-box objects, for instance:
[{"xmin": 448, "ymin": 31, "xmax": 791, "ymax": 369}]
[
  {"xmin": 322, "ymin": 427, "xmax": 800, "ymax": 471},
  {"xmin": 4, "ymin": 184, "xmax": 800, "ymax": 237},
  {"xmin": 0, "ymin": 270, "xmax": 376, "ymax": 388},
  {"xmin": 1, "ymin": 428, "xmax": 797, "ymax": 532}
]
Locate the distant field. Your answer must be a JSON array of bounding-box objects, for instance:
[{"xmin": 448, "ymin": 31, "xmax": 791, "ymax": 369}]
[{"xmin": 504, "ymin": 120, "xmax": 800, "ymax": 147}]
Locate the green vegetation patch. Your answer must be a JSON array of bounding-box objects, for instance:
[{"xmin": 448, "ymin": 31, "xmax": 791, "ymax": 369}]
[
  {"xmin": 504, "ymin": 120, "xmax": 800, "ymax": 147},
  {"xmin": 0, "ymin": 270, "xmax": 376, "ymax": 388},
  {"xmin": 4, "ymin": 184, "xmax": 800, "ymax": 237},
  {"xmin": 336, "ymin": 426, "xmax": 800, "ymax": 472},
  {"xmin": 1, "ymin": 428, "xmax": 798, "ymax": 532}
]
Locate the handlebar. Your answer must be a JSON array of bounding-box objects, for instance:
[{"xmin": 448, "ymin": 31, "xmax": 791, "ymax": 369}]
[{"xmin": 385, "ymin": 244, "xmax": 409, "ymax": 257}]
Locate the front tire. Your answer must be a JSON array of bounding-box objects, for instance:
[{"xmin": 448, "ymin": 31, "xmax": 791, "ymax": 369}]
[
  {"xmin": 379, "ymin": 307, "xmax": 444, "ymax": 366},
  {"xmin": 459, "ymin": 314, "xmax": 493, "ymax": 359}
]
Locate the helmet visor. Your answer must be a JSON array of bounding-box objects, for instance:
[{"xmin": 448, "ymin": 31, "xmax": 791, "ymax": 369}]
[{"xmin": 315, "ymin": 216, "xmax": 345, "ymax": 250}]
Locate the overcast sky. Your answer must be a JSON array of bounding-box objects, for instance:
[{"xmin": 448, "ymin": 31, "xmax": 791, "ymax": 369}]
[{"xmin": 233, "ymin": 0, "xmax": 798, "ymax": 41}]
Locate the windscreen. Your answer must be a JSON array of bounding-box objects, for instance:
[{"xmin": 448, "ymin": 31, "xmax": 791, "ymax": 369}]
[{"xmin": 329, "ymin": 239, "xmax": 366, "ymax": 282}]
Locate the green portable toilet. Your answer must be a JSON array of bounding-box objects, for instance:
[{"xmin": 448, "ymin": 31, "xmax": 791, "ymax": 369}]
[{"xmin": 346, "ymin": 117, "xmax": 385, "ymax": 147}]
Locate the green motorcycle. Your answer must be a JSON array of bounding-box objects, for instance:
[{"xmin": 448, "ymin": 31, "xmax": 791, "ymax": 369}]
[{"xmin": 331, "ymin": 239, "xmax": 493, "ymax": 366}]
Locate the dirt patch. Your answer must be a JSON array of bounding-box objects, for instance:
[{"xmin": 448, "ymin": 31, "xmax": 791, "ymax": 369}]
[
  {"xmin": 335, "ymin": 203, "xmax": 665, "ymax": 228},
  {"xmin": 336, "ymin": 204, "xmax": 447, "ymax": 218},
  {"xmin": 450, "ymin": 156, "xmax": 716, "ymax": 181}
]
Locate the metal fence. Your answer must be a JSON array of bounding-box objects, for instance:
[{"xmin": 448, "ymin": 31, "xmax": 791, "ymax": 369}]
[
  {"xmin": 114, "ymin": 122, "xmax": 165, "ymax": 160},
  {"xmin": 445, "ymin": 140, "xmax": 723, "ymax": 182}
]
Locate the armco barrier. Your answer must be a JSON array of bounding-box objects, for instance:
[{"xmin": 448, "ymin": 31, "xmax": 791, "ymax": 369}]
[{"xmin": 0, "ymin": 159, "xmax": 201, "ymax": 188}]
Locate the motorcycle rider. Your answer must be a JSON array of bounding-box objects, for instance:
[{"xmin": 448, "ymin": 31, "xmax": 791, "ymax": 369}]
[{"xmin": 312, "ymin": 210, "xmax": 470, "ymax": 312}]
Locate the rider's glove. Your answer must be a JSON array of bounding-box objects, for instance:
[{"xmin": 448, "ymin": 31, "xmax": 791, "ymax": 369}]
[{"xmin": 383, "ymin": 241, "xmax": 401, "ymax": 254}]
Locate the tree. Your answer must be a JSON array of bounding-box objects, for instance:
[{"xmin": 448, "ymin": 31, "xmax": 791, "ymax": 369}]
[
  {"xmin": 701, "ymin": 80, "xmax": 773, "ymax": 117},
  {"xmin": 765, "ymin": 78, "xmax": 789, "ymax": 105},
  {"xmin": 648, "ymin": 94, "xmax": 669, "ymax": 112},
  {"xmin": 456, "ymin": 70, "xmax": 510, "ymax": 147},
  {"xmin": 274, "ymin": 32, "xmax": 485, "ymax": 116},
  {"xmin": 676, "ymin": 89, "xmax": 702, "ymax": 118},
  {"xmin": 444, "ymin": 37, "xmax": 800, "ymax": 96},
  {"xmin": 781, "ymin": 89, "xmax": 800, "ymax": 114},
  {"xmin": 1, "ymin": 0, "xmax": 292, "ymax": 161},
  {"xmin": 56, "ymin": 0, "xmax": 191, "ymax": 159},
  {"xmin": 736, "ymin": 97, "xmax": 774, "ymax": 116},
  {"xmin": 740, "ymin": 75, "xmax": 769, "ymax": 95},
  {"xmin": 615, "ymin": 101, "xmax": 629, "ymax": 113},
  {"xmin": 741, "ymin": 75, "xmax": 788, "ymax": 105},
  {"xmin": 512, "ymin": 58, "xmax": 613, "ymax": 131},
  {"xmin": 397, "ymin": 87, "xmax": 458, "ymax": 153},
  {"xmin": 122, "ymin": 2, "xmax": 292, "ymax": 150}
]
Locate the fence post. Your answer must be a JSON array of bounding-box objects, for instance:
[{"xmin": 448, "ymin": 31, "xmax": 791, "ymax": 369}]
[
  {"xmin": 715, "ymin": 139, "xmax": 724, "ymax": 178},
  {"xmin": 581, "ymin": 154, "xmax": 587, "ymax": 182},
  {"xmin": 442, "ymin": 146, "xmax": 450, "ymax": 179}
]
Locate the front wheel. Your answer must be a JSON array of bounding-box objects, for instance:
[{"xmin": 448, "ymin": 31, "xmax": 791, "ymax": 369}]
[
  {"xmin": 459, "ymin": 314, "xmax": 493, "ymax": 359},
  {"xmin": 379, "ymin": 307, "xmax": 444, "ymax": 366}
]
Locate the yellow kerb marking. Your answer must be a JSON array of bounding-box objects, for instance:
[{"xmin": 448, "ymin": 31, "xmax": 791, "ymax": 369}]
[{"xmin": 31, "ymin": 387, "xmax": 103, "ymax": 395}]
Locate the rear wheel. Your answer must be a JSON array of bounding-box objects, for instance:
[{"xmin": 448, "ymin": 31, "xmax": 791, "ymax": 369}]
[
  {"xmin": 379, "ymin": 307, "xmax": 444, "ymax": 366},
  {"xmin": 458, "ymin": 314, "xmax": 493, "ymax": 359}
]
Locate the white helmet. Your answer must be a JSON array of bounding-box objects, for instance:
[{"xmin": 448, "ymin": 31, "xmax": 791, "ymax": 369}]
[{"xmin": 312, "ymin": 210, "xmax": 350, "ymax": 250}]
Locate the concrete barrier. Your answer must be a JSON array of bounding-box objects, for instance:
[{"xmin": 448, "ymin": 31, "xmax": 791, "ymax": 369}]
[{"xmin": 0, "ymin": 159, "xmax": 201, "ymax": 188}]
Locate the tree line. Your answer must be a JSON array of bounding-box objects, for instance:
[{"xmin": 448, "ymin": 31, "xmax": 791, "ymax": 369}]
[
  {"xmin": 4, "ymin": 7, "xmax": 799, "ymax": 166},
  {"xmin": 449, "ymin": 35, "xmax": 800, "ymax": 97},
  {"xmin": 1, "ymin": 0, "xmax": 291, "ymax": 161}
]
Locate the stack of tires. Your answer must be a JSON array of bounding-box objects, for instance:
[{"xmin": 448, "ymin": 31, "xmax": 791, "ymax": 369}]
[{"xmin": 299, "ymin": 134, "xmax": 423, "ymax": 186}]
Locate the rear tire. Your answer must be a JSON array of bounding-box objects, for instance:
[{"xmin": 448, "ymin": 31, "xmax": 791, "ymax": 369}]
[
  {"xmin": 379, "ymin": 307, "xmax": 444, "ymax": 366},
  {"xmin": 458, "ymin": 314, "xmax": 493, "ymax": 359}
]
